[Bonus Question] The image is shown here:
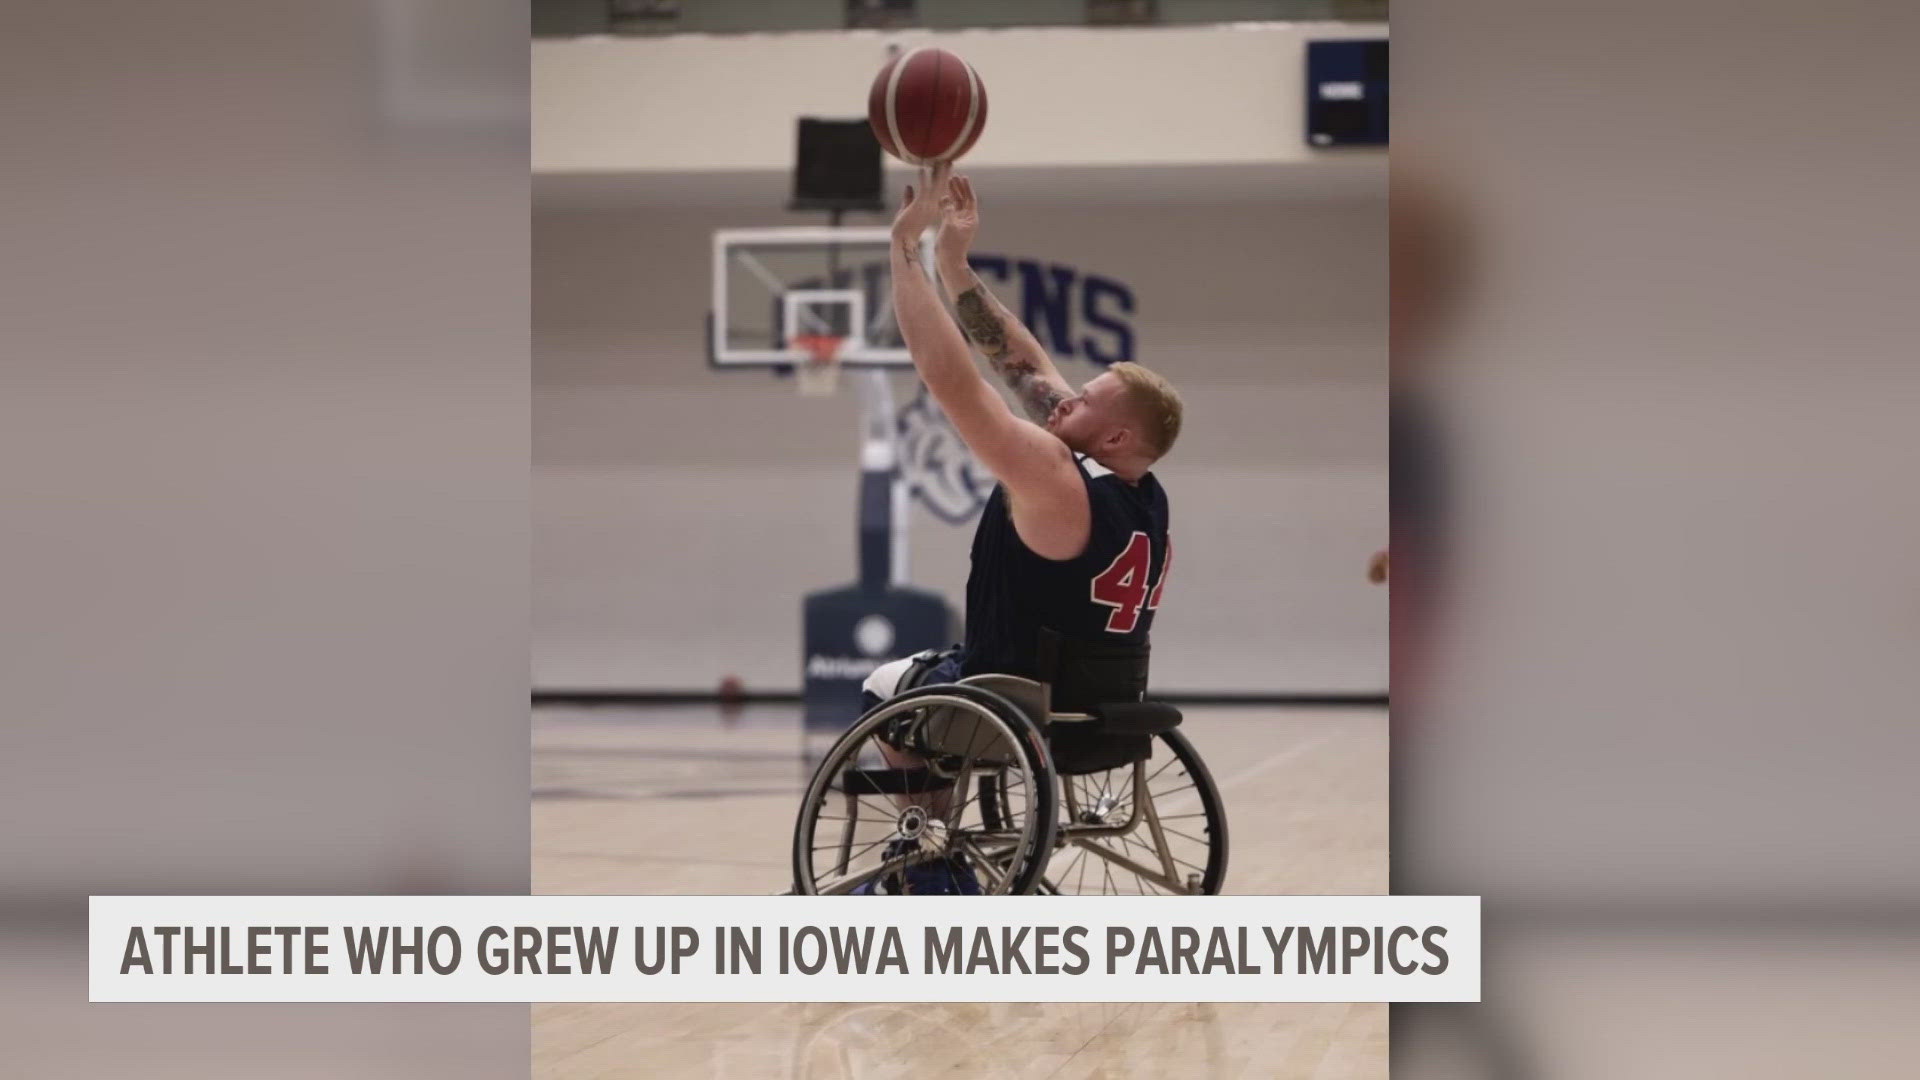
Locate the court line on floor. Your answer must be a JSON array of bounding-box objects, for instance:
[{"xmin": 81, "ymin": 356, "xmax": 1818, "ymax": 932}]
[
  {"xmin": 537, "ymin": 851, "xmax": 786, "ymax": 869},
  {"xmin": 1209, "ymin": 731, "xmax": 1343, "ymax": 792},
  {"xmin": 532, "ymin": 745, "xmax": 808, "ymax": 763},
  {"xmin": 534, "ymin": 784, "xmax": 802, "ymax": 802}
]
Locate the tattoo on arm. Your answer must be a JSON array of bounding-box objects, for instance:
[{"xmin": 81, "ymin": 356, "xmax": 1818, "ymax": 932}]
[
  {"xmin": 955, "ymin": 287, "xmax": 1065, "ymax": 423},
  {"xmin": 1000, "ymin": 357, "xmax": 1069, "ymax": 425},
  {"xmin": 954, "ymin": 287, "xmax": 1011, "ymax": 360}
]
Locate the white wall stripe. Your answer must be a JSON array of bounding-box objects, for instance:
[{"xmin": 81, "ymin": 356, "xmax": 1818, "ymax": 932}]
[
  {"xmin": 942, "ymin": 58, "xmax": 983, "ymax": 161},
  {"xmin": 884, "ymin": 47, "xmax": 922, "ymax": 166}
]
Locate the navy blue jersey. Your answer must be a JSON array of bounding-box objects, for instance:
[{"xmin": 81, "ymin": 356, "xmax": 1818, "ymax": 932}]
[{"xmin": 961, "ymin": 454, "xmax": 1171, "ymax": 680}]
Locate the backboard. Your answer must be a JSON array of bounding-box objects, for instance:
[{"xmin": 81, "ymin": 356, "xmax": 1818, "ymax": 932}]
[{"xmin": 710, "ymin": 226, "xmax": 934, "ymax": 368}]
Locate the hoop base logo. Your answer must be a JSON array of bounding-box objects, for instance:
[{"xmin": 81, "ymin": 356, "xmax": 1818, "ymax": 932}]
[{"xmin": 897, "ymin": 389, "xmax": 996, "ymax": 524}]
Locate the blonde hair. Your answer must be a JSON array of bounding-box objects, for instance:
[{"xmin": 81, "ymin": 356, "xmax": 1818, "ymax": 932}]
[{"xmin": 1108, "ymin": 362, "xmax": 1184, "ymax": 458}]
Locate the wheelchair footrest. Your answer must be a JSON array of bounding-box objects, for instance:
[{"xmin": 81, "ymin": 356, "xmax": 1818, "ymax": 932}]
[{"xmin": 840, "ymin": 766, "xmax": 955, "ymax": 796}]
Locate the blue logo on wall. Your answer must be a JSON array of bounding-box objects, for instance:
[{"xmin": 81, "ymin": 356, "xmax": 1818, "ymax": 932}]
[
  {"xmin": 959, "ymin": 255, "xmax": 1136, "ymax": 366},
  {"xmin": 786, "ymin": 254, "xmax": 1137, "ymax": 365},
  {"xmin": 897, "ymin": 388, "xmax": 996, "ymax": 524}
]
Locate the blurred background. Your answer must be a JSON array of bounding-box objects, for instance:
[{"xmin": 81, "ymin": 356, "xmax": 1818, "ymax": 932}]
[
  {"xmin": 2, "ymin": 1, "xmax": 529, "ymax": 1077},
  {"xmin": 1390, "ymin": 1, "xmax": 1920, "ymax": 1076}
]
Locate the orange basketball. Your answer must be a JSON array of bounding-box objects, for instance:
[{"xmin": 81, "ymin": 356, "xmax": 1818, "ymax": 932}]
[{"xmin": 867, "ymin": 47, "xmax": 988, "ymax": 166}]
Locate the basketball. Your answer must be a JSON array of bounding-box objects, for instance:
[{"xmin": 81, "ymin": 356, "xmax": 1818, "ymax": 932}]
[{"xmin": 867, "ymin": 47, "xmax": 988, "ymax": 165}]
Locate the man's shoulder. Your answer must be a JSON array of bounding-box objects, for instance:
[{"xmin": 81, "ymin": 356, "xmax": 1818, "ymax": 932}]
[{"xmin": 1079, "ymin": 458, "xmax": 1169, "ymax": 502}]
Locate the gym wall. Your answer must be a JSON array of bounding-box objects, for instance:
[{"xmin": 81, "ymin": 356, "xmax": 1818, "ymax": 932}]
[
  {"xmin": 535, "ymin": 190, "xmax": 1384, "ymax": 695},
  {"xmin": 534, "ymin": 22, "xmax": 1387, "ymax": 173},
  {"xmin": 535, "ymin": 20, "xmax": 1384, "ymax": 696}
]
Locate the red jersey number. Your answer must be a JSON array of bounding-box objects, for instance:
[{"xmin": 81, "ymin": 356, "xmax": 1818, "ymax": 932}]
[
  {"xmin": 1090, "ymin": 532, "xmax": 1171, "ymax": 634},
  {"xmin": 1147, "ymin": 534, "xmax": 1172, "ymax": 610}
]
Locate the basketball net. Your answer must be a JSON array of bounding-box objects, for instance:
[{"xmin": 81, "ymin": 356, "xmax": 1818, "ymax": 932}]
[{"xmin": 792, "ymin": 333, "xmax": 843, "ymax": 397}]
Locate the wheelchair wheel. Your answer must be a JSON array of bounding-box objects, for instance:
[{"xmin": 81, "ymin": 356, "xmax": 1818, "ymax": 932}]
[
  {"xmin": 791, "ymin": 683, "xmax": 1058, "ymax": 895},
  {"xmin": 1035, "ymin": 728, "xmax": 1228, "ymax": 896}
]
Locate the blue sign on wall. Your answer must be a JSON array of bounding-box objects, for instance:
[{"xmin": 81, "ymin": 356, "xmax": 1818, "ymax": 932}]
[{"xmin": 1306, "ymin": 39, "xmax": 1388, "ymax": 148}]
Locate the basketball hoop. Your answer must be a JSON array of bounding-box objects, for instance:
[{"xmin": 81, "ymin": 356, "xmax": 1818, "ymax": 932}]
[{"xmin": 792, "ymin": 333, "xmax": 844, "ymax": 397}]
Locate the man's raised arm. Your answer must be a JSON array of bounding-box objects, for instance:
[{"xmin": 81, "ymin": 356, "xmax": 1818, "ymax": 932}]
[
  {"xmin": 887, "ymin": 169, "xmax": 994, "ymax": 409},
  {"xmin": 887, "ymin": 166, "xmax": 1087, "ymax": 559},
  {"xmin": 933, "ymin": 175, "xmax": 1075, "ymax": 424}
]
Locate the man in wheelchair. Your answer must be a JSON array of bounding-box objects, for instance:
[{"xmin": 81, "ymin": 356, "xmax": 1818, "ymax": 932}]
[{"xmin": 819, "ymin": 165, "xmax": 1185, "ymax": 895}]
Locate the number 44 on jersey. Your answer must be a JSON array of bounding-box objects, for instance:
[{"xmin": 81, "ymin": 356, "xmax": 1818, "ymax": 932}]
[{"xmin": 1090, "ymin": 532, "xmax": 1170, "ymax": 634}]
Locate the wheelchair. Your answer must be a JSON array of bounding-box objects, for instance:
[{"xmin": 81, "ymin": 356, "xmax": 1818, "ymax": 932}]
[{"xmin": 790, "ymin": 637, "xmax": 1228, "ymax": 896}]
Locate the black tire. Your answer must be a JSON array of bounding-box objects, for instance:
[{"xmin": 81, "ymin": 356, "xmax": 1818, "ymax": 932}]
[
  {"xmin": 1159, "ymin": 728, "xmax": 1229, "ymax": 894},
  {"xmin": 792, "ymin": 683, "xmax": 1058, "ymax": 895}
]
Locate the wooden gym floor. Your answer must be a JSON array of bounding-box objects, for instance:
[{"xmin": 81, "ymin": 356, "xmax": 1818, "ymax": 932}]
[{"xmin": 532, "ymin": 703, "xmax": 1387, "ymax": 1079}]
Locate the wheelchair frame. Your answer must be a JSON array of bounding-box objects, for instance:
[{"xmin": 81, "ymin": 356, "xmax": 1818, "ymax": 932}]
[{"xmin": 790, "ymin": 673, "xmax": 1228, "ymax": 896}]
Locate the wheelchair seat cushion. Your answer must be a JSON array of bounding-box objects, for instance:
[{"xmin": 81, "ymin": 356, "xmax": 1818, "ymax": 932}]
[
  {"xmin": 1091, "ymin": 701, "xmax": 1183, "ymax": 736},
  {"xmin": 1048, "ymin": 724, "xmax": 1152, "ymax": 776}
]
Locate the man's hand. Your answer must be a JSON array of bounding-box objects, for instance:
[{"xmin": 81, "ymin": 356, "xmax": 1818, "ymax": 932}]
[
  {"xmin": 1368, "ymin": 549, "xmax": 1390, "ymax": 585},
  {"xmin": 922, "ymin": 170, "xmax": 1074, "ymax": 424},
  {"xmin": 891, "ymin": 163, "xmax": 950, "ymax": 246},
  {"xmin": 935, "ymin": 173, "xmax": 979, "ymax": 272}
]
